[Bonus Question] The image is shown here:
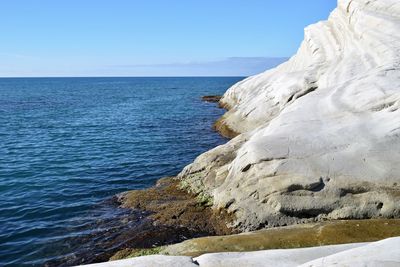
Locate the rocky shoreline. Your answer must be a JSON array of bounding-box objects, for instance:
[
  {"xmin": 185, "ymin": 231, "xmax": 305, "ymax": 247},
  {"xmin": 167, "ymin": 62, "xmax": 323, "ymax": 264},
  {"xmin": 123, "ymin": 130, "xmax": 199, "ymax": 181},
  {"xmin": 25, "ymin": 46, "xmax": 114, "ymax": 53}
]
[
  {"xmin": 85, "ymin": 0, "xmax": 400, "ymax": 264},
  {"xmin": 202, "ymin": 95, "xmax": 239, "ymax": 139},
  {"xmin": 48, "ymin": 96, "xmax": 238, "ymax": 266},
  {"xmin": 47, "ymin": 177, "xmax": 235, "ymax": 266},
  {"xmin": 173, "ymin": 0, "xmax": 400, "ymax": 232},
  {"xmin": 92, "ymin": 99, "xmax": 241, "ymax": 262},
  {"xmin": 201, "ymin": 95, "xmax": 222, "ymax": 103},
  {"xmin": 109, "ymin": 177, "xmax": 237, "ymax": 260}
]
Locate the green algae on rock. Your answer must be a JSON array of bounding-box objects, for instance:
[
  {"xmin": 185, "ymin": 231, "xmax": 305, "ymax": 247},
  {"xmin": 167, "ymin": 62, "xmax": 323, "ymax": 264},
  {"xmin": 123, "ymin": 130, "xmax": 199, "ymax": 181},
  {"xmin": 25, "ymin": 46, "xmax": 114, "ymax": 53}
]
[
  {"xmin": 162, "ymin": 219, "xmax": 400, "ymax": 257},
  {"xmin": 117, "ymin": 177, "xmax": 236, "ymax": 236},
  {"xmin": 213, "ymin": 116, "xmax": 240, "ymax": 139},
  {"xmin": 110, "ymin": 247, "xmax": 167, "ymax": 261}
]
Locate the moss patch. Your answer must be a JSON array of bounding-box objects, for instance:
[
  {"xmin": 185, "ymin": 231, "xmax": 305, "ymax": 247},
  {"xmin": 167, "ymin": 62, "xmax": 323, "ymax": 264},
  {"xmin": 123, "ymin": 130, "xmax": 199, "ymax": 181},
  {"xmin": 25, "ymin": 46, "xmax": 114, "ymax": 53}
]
[
  {"xmin": 213, "ymin": 117, "xmax": 239, "ymax": 139},
  {"xmin": 110, "ymin": 246, "xmax": 166, "ymax": 260},
  {"xmin": 164, "ymin": 219, "xmax": 400, "ymax": 257},
  {"xmin": 118, "ymin": 177, "xmax": 235, "ymax": 235}
]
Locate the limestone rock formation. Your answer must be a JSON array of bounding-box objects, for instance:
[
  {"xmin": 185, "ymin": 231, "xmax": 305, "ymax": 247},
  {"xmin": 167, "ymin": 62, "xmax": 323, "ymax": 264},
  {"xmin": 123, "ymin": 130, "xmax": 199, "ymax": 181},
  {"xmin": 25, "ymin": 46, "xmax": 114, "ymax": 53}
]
[
  {"xmin": 179, "ymin": 0, "xmax": 400, "ymax": 230},
  {"xmin": 81, "ymin": 237, "xmax": 400, "ymax": 267},
  {"xmin": 193, "ymin": 238, "xmax": 400, "ymax": 267}
]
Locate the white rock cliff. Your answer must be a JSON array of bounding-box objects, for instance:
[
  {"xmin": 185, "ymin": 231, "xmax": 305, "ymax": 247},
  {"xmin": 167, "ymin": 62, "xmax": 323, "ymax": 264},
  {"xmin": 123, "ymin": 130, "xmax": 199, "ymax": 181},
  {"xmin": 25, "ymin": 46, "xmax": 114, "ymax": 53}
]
[{"xmin": 179, "ymin": 0, "xmax": 400, "ymax": 230}]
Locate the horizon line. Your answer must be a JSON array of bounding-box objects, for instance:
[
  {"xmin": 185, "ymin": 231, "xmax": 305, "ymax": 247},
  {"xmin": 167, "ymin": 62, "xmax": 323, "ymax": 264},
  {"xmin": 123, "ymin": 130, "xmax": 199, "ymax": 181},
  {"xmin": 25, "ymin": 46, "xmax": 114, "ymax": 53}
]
[{"xmin": 0, "ymin": 75, "xmax": 248, "ymax": 79}]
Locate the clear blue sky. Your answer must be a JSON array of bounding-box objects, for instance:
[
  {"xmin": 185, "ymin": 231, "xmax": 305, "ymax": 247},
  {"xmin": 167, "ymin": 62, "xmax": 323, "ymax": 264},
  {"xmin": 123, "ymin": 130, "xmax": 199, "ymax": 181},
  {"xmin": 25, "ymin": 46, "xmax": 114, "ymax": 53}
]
[{"xmin": 0, "ymin": 0, "xmax": 337, "ymax": 77}]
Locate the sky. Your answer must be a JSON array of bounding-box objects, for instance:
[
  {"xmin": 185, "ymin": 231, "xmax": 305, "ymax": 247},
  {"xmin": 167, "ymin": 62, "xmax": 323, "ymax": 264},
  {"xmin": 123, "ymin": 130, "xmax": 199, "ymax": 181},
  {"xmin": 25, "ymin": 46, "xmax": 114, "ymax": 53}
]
[{"xmin": 0, "ymin": 0, "xmax": 337, "ymax": 77}]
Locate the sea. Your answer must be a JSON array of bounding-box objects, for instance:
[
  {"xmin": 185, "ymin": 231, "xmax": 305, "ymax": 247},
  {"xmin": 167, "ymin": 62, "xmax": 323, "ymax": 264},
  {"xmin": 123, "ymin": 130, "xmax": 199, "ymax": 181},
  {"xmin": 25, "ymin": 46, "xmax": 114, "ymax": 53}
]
[{"xmin": 0, "ymin": 77, "xmax": 244, "ymax": 266}]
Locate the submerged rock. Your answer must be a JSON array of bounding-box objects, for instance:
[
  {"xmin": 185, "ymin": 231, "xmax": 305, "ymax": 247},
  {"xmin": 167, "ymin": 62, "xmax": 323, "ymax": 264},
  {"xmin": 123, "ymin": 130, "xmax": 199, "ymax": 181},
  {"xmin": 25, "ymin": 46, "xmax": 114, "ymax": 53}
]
[
  {"xmin": 179, "ymin": 0, "xmax": 400, "ymax": 230},
  {"xmin": 202, "ymin": 95, "xmax": 222, "ymax": 103},
  {"xmin": 117, "ymin": 177, "xmax": 235, "ymax": 235}
]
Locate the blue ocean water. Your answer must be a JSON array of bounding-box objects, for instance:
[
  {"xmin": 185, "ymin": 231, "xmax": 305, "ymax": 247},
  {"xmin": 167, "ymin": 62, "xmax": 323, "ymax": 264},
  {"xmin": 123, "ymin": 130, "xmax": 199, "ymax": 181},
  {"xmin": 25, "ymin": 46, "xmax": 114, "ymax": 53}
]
[{"xmin": 0, "ymin": 77, "xmax": 244, "ymax": 266}]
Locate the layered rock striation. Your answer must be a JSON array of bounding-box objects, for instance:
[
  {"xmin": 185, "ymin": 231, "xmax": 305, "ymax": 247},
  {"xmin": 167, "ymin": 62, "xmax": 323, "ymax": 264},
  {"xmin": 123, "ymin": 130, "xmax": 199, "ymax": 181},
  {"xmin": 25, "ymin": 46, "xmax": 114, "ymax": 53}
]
[{"xmin": 179, "ymin": 0, "xmax": 400, "ymax": 230}]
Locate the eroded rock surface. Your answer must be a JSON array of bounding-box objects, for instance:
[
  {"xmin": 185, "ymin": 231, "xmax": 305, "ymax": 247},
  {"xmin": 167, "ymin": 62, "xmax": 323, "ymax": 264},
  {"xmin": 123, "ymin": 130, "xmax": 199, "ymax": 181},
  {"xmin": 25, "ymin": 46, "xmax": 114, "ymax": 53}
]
[{"xmin": 179, "ymin": 0, "xmax": 400, "ymax": 230}]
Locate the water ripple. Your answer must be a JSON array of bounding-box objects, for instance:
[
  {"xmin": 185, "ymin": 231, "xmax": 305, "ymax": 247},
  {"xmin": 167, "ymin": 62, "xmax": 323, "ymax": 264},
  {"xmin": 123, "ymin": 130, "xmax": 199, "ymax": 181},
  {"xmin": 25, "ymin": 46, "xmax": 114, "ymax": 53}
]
[{"xmin": 0, "ymin": 77, "xmax": 244, "ymax": 266}]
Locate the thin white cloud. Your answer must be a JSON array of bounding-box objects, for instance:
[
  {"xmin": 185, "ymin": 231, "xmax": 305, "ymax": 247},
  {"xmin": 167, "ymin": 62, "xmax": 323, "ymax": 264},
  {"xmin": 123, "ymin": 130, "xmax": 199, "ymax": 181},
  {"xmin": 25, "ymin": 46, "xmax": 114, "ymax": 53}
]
[
  {"xmin": 0, "ymin": 57, "xmax": 289, "ymax": 77},
  {"xmin": 110, "ymin": 57, "xmax": 288, "ymax": 76},
  {"xmin": 0, "ymin": 53, "xmax": 39, "ymax": 60}
]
